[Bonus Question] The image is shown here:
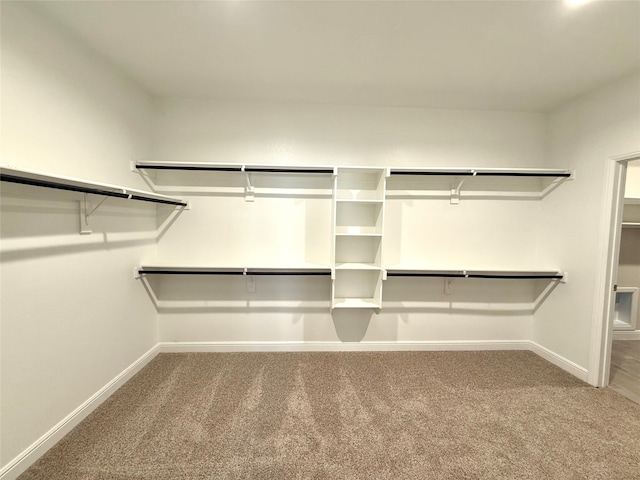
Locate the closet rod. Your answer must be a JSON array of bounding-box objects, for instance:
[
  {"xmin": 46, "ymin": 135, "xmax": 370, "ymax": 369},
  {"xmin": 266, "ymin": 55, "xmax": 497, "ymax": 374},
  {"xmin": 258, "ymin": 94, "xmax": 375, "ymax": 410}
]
[
  {"xmin": 1, "ymin": 174, "xmax": 187, "ymax": 207},
  {"xmin": 244, "ymin": 167, "xmax": 334, "ymax": 174},
  {"xmin": 138, "ymin": 269, "xmax": 245, "ymax": 275},
  {"xmin": 135, "ymin": 164, "xmax": 334, "ymax": 174},
  {"xmin": 136, "ymin": 165, "xmax": 242, "ymax": 172},
  {"xmin": 138, "ymin": 268, "xmax": 332, "ymax": 276},
  {"xmin": 386, "ymin": 271, "xmax": 564, "ymax": 280},
  {"xmin": 389, "ymin": 170, "xmax": 572, "ymax": 178}
]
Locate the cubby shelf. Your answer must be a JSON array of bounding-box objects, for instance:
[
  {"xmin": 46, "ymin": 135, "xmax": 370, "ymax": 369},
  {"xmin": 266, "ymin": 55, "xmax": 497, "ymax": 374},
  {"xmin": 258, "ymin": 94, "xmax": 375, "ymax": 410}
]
[{"xmin": 332, "ymin": 167, "xmax": 387, "ymax": 309}]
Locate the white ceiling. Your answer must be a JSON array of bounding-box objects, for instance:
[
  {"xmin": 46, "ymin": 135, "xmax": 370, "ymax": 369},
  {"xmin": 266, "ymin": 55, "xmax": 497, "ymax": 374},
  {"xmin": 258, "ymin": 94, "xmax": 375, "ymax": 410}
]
[{"xmin": 33, "ymin": 0, "xmax": 640, "ymax": 112}]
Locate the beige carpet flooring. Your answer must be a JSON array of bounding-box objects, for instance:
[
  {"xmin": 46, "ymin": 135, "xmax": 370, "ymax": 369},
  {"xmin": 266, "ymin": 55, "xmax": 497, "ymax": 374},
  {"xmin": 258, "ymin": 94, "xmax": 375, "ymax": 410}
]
[{"xmin": 19, "ymin": 351, "xmax": 640, "ymax": 479}]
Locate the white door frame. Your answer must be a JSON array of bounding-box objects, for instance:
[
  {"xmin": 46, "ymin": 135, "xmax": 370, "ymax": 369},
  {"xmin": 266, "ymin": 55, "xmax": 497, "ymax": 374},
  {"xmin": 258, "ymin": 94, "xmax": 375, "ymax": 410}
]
[{"xmin": 588, "ymin": 151, "xmax": 639, "ymax": 387}]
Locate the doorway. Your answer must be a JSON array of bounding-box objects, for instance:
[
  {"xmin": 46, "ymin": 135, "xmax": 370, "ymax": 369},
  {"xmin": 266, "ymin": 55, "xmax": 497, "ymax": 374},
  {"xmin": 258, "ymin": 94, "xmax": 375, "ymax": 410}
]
[
  {"xmin": 609, "ymin": 159, "xmax": 640, "ymax": 402},
  {"xmin": 589, "ymin": 152, "xmax": 640, "ymax": 390}
]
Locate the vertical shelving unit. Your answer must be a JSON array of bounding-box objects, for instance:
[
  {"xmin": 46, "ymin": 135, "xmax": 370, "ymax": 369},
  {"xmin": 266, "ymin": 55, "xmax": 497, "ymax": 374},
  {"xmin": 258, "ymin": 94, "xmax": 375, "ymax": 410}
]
[{"xmin": 332, "ymin": 167, "xmax": 388, "ymax": 309}]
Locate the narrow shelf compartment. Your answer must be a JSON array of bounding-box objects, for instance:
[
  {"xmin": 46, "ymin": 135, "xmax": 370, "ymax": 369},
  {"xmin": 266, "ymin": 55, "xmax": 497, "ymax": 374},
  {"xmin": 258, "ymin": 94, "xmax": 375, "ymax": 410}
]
[
  {"xmin": 332, "ymin": 269, "xmax": 383, "ymax": 309},
  {"xmin": 1, "ymin": 164, "xmax": 186, "ymax": 207},
  {"xmin": 336, "ymin": 200, "xmax": 383, "ymax": 235},
  {"xmin": 335, "ymin": 236, "xmax": 382, "ymax": 265},
  {"xmin": 336, "ymin": 167, "xmax": 386, "ymax": 201}
]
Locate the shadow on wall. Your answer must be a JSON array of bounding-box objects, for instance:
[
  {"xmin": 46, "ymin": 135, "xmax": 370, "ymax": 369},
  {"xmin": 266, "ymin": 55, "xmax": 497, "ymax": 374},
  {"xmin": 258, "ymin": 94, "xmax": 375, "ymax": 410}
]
[
  {"xmin": 332, "ymin": 309, "xmax": 373, "ymax": 342},
  {"xmin": 0, "ymin": 183, "xmax": 159, "ymax": 262}
]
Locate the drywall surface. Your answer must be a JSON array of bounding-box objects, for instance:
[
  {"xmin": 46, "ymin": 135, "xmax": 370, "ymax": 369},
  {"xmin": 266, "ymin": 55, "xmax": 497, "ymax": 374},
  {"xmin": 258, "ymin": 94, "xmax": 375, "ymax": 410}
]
[
  {"xmin": 536, "ymin": 72, "xmax": 640, "ymax": 370},
  {"xmin": 152, "ymin": 98, "xmax": 550, "ymax": 345},
  {"xmin": 1, "ymin": 3, "xmax": 157, "ymax": 470}
]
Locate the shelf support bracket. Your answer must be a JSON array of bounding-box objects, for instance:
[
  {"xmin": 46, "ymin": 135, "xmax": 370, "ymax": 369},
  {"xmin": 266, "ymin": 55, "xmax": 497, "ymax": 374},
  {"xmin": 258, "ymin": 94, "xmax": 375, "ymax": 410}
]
[
  {"xmin": 451, "ymin": 172, "xmax": 474, "ymax": 204},
  {"xmin": 79, "ymin": 193, "xmax": 108, "ymax": 234},
  {"xmin": 242, "ymin": 166, "xmax": 255, "ymax": 202}
]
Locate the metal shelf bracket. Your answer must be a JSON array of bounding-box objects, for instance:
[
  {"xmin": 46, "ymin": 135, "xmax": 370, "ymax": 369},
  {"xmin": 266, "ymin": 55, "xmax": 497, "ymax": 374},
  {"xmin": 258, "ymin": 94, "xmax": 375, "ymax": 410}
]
[
  {"xmin": 451, "ymin": 171, "xmax": 475, "ymax": 204},
  {"xmin": 242, "ymin": 166, "xmax": 255, "ymax": 202},
  {"xmin": 79, "ymin": 193, "xmax": 109, "ymax": 234}
]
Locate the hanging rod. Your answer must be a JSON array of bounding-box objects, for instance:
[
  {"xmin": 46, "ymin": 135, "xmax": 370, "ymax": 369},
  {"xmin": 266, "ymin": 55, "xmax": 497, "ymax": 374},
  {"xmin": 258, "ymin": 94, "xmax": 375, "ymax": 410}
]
[
  {"xmin": 389, "ymin": 168, "xmax": 572, "ymax": 178},
  {"xmin": 386, "ymin": 269, "xmax": 565, "ymax": 280},
  {"xmin": 135, "ymin": 162, "xmax": 334, "ymax": 174},
  {"xmin": 137, "ymin": 266, "xmax": 332, "ymax": 276},
  {"xmin": 1, "ymin": 165, "xmax": 187, "ymax": 207}
]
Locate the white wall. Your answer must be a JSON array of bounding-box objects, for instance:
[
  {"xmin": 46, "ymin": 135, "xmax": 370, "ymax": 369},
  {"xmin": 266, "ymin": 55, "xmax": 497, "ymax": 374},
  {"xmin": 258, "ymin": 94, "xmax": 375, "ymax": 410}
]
[
  {"xmin": 535, "ymin": 72, "xmax": 640, "ymax": 371},
  {"xmin": 1, "ymin": 2, "xmax": 157, "ymax": 471},
  {"xmin": 152, "ymin": 98, "xmax": 551, "ymax": 345}
]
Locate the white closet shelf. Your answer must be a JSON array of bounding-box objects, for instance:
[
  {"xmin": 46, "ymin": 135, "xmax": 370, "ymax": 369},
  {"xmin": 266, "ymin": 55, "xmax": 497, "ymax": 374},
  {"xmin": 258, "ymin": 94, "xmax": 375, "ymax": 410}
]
[
  {"xmin": 135, "ymin": 162, "xmax": 573, "ymax": 179},
  {"xmin": 135, "ymin": 161, "xmax": 335, "ymax": 175},
  {"xmin": 332, "ymin": 298, "xmax": 381, "ymax": 309},
  {"xmin": 624, "ymin": 197, "xmax": 640, "ymax": 205},
  {"xmin": 1, "ymin": 164, "xmax": 187, "ymax": 207},
  {"xmin": 334, "ymin": 263, "xmax": 382, "ymax": 270},
  {"xmin": 385, "ymin": 268, "xmax": 565, "ymax": 280},
  {"xmin": 389, "ymin": 167, "xmax": 573, "ymax": 178},
  {"xmin": 137, "ymin": 265, "xmax": 332, "ymax": 276},
  {"xmin": 336, "ymin": 198, "xmax": 385, "ymax": 203},
  {"xmin": 335, "ymin": 230, "xmax": 383, "ymax": 237}
]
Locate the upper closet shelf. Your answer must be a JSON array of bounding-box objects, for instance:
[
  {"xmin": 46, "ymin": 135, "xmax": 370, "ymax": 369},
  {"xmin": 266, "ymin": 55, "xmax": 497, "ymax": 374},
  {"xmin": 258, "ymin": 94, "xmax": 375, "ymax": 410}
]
[
  {"xmin": 624, "ymin": 197, "xmax": 640, "ymax": 205},
  {"xmin": 0, "ymin": 164, "xmax": 187, "ymax": 207},
  {"xmin": 389, "ymin": 167, "xmax": 573, "ymax": 178},
  {"xmin": 386, "ymin": 268, "xmax": 566, "ymax": 281},
  {"xmin": 136, "ymin": 265, "xmax": 332, "ymax": 277},
  {"xmin": 135, "ymin": 161, "xmax": 335, "ymax": 175}
]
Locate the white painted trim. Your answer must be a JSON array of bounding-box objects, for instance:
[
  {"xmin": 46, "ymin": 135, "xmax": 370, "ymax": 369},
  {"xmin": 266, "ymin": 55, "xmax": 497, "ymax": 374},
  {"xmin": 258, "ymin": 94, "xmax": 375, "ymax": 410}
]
[
  {"xmin": 528, "ymin": 341, "xmax": 589, "ymax": 382},
  {"xmin": 0, "ymin": 345, "xmax": 160, "ymax": 480},
  {"xmin": 612, "ymin": 330, "xmax": 640, "ymax": 340},
  {"xmin": 158, "ymin": 340, "xmax": 531, "ymax": 353},
  {"xmin": 160, "ymin": 340, "xmax": 587, "ymax": 382}
]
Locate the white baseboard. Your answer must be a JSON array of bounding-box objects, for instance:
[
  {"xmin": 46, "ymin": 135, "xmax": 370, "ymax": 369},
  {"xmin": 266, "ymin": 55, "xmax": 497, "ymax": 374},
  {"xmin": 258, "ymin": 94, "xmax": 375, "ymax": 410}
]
[
  {"xmin": 159, "ymin": 341, "xmax": 588, "ymax": 381},
  {"xmin": 0, "ymin": 345, "xmax": 160, "ymax": 480},
  {"xmin": 528, "ymin": 341, "xmax": 589, "ymax": 382},
  {"xmin": 613, "ymin": 330, "xmax": 640, "ymax": 340},
  {"xmin": 158, "ymin": 340, "xmax": 532, "ymax": 353}
]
